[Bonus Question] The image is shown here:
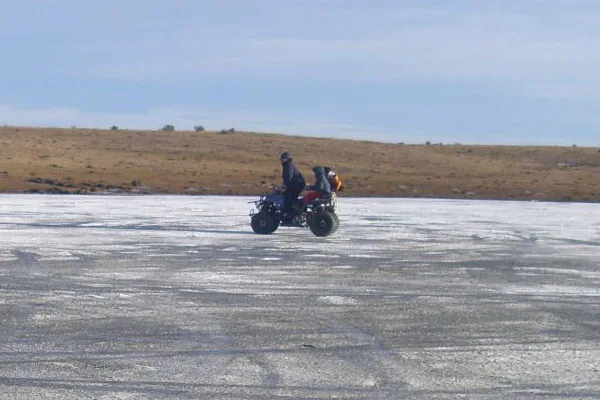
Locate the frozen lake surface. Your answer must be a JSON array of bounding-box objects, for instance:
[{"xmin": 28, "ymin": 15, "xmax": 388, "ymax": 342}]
[{"xmin": 0, "ymin": 195, "xmax": 599, "ymax": 399}]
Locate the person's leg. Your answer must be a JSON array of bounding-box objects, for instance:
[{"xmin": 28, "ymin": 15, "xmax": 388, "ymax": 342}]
[
  {"xmin": 290, "ymin": 188, "xmax": 302, "ymax": 212},
  {"xmin": 283, "ymin": 189, "xmax": 295, "ymax": 216}
]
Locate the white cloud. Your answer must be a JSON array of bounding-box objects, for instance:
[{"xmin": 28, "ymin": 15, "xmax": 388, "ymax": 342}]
[
  {"xmin": 0, "ymin": 104, "xmax": 403, "ymax": 142},
  {"xmin": 518, "ymin": 83, "xmax": 600, "ymax": 100},
  {"xmin": 2, "ymin": 1, "xmax": 600, "ymax": 145},
  {"xmin": 66, "ymin": 5, "xmax": 600, "ymax": 93},
  {"xmin": 2, "ymin": 103, "xmax": 598, "ymax": 145},
  {"xmin": 5, "ymin": 2, "xmax": 600, "ymax": 90}
]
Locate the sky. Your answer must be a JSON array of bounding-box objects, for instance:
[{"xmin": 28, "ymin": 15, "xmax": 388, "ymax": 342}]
[{"xmin": 1, "ymin": 0, "xmax": 599, "ymax": 145}]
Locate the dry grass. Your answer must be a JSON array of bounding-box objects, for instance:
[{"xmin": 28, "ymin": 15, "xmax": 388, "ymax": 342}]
[{"xmin": 1, "ymin": 126, "xmax": 599, "ymax": 202}]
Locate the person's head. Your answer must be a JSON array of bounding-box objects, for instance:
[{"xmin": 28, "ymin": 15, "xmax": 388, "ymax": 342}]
[
  {"xmin": 312, "ymin": 166, "xmax": 325, "ymax": 178},
  {"xmin": 280, "ymin": 152, "xmax": 292, "ymax": 164}
]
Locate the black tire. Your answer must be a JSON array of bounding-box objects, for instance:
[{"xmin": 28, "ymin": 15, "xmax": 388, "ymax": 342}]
[
  {"xmin": 332, "ymin": 212, "xmax": 339, "ymax": 224},
  {"xmin": 309, "ymin": 211, "xmax": 337, "ymax": 237},
  {"xmin": 321, "ymin": 210, "xmax": 339, "ymax": 232},
  {"xmin": 331, "ymin": 212, "xmax": 339, "ymax": 234},
  {"xmin": 251, "ymin": 212, "xmax": 279, "ymax": 234}
]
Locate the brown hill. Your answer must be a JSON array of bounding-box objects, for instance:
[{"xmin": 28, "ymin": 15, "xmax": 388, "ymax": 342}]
[{"xmin": 1, "ymin": 126, "xmax": 598, "ymax": 202}]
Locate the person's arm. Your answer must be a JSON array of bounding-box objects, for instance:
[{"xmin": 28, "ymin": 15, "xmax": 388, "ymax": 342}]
[{"xmin": 282, "ymin": 162, "xmax": 293, "ymax": 186}]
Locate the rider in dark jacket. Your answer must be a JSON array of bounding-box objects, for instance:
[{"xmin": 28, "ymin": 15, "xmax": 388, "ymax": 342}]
[
  {"xmin": 280, "ymin": 152, "xmax": 305, "ymax": 219},
  {"xmin": 309, "ymin": 166, "xmax": 332, "ymax": 195}
]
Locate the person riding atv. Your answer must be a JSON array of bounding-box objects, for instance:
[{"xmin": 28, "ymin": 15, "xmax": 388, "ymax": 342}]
[
  {"xmin": 279, "ymin": 152, "xmax": 305, "ymax": 222},
  {"xmin": 250, "ymin": 166, "xmax": 339, "ymax": 236},
  {"xmin": 303, "ymin": 166, "xmax": 332, "ymax": 205}
]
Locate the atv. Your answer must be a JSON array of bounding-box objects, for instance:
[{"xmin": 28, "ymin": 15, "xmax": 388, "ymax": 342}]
[{"xmin": 250, "ymin": 188, "xmax": 339, "ymax": 236}]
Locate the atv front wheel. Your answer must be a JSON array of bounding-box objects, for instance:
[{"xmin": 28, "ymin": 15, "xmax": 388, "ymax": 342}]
[
  {"xmin": 251, "ymin": 212, "xmax": 280, "ymax": 234},
  {"xmin": 309, "ymin": 211, "xmax": 337, "ymax": 237}
]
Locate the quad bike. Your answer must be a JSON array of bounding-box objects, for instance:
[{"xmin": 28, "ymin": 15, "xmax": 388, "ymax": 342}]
[{"xmin": 250, "ymin": 188, "xmax": 339, "ymax": 236}]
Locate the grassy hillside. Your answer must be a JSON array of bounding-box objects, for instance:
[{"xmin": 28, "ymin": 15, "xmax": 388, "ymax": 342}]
[{"xmin": 1, "ymin": 126, "xmax": 599, "ymax": 202}]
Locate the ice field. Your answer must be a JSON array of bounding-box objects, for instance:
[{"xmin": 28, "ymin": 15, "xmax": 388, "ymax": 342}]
[{"xmin": 0, "ymin": 195, "xmax": 599, "ymax": 399}]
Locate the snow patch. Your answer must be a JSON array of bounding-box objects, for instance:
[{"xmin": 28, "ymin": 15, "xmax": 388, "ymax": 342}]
[{"xmin": 319, "ymin": 296, "xmax": 359, "ymax": 305}]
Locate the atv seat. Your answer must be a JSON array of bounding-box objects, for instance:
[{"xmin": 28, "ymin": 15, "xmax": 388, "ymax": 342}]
[{"xmin": 302, "ymin": 190, "xmax": 331, "ymax": 205}]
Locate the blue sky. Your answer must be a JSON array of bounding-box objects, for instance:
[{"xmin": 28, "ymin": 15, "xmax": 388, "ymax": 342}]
[{"xmin": 1, "ymin": 0, "xmax": 599, "ymax": 145}]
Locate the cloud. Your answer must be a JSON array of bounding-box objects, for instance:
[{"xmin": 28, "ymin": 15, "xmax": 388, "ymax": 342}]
[
  {"xmin": 61, "ymin": 4, "xmax": 599, "ymax": 95},
  {"xmin": 518, "ymin": 83, "xmax": 600, "ymax": 100},
  {"xmin": 0, "ymin": 104, "xmax": 402, "ymax": 142},
  {"xmin": 4, "ymin": 2, "xmax": 600, "ymax": 91},
  {"xmin": 2, "ymin": 1, "xmax": 600, "ymax": 146},
  {"xmin": 2, "ymin": 102, "xmax": 598, "ymax": 146}
]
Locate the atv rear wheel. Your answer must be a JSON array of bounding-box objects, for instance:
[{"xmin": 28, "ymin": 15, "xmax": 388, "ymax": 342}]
[
  {"xmin": 331, "ymin": 213, "xmax": 339, "ymax": 234},
  {"xmin": 251, "ymin": 212, "xmax": 279, "ymax": 234},
  {"xmin": 309, "ymin": 211, "xmax": 337, "ymax": 237}
]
